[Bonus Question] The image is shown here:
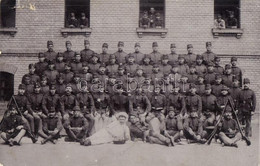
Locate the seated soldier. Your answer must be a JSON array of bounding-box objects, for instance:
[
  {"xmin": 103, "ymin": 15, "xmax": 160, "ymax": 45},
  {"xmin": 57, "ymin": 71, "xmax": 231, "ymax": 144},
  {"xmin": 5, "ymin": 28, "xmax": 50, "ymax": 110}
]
[
  {"xmin": 67, "ymin": 12, "xmax": 79, "ymax": 28},
  {"xmin": 35, "ymin": 52, "xmax": 48, "ymax": 75},
  {"xmin": 56, "ymin": 73, "xmax": 66, "ymax": 96},
  {"xmin": 214, "ymin": 57, "xmax": 224, "ymax": 75},
  {"xmin": 167, "ymin": 84, "xmax": 186, "ymax": 116},
  {"xmin": 222, "ymin": 64, "xmax": 233, "ymax": 88},
  {"xmin": 185, "ymin": 83, "xmax": 202, "ymax": 117},
  {"xmin": 41, "ymin": 111, "xmax": 63, "ymax": 144},
  {"xmin": 218, "ymin": 110, "xmax": 241, "ymax": 148},
  {"xmin": 63, "ymin": 63, "xmax": 74, "ymax": 84},
  {"xmin": 70, "ymin": 73, "xmax": 82, "ymax": 95},
  {"xmin": 188, "ymin": 64, "xmax": 198, "ymax": 84},
  {"xmin": 79, "ymin": 13, "xmax": 89, "ymax": 28},
  {"xmin": 168, "ymin": 62, "xmax": 182, "ymax": 85},
  {"xmin": 40, "ymin": 75, "xmax": 49, "ymax": 95},
  {"xmin": 128, "ymin": 112, "xmax": 150, "ymax": 142},
  {"xmin": 195, "ymin": 74, "xmax": 205, "ymax": 96},
  {"xmin": 55, "ymin": 52, "xmax": 66, "ymax": 73},
  {"xmin": 183, "ymin": 111, "xmax": 207, "ymax": 144},
  {"xmin": 88, "ymin": 54, "xmax": 101, "ymax": 74},
  {"xmin": 142, "ymin": 54, "xmax": 153, "ymax": 77},
  {"xmin": 22, "ymin": 64, "xmax": 40, "ymax": 85},
  {"xmin": 164, "ymin": 107, "xmax": 184, "ymax": 144},
  {"xmin": 179, "ymin": 74, "xmax": 190, "ymax": 96},
  {"xmin": 151, "ymin": 64, "xmax": 164, "ymax": 86},
  {"xmin": 204, "ymin": 62, "xmax": 216, "ymax": 85},
  {"xmin": 64, "ymin": 106, "xmax": 88, "ymax": 142},
  {"xmin": 124, "ymin": 54, "xmax": 139, "ymax": 75},
  {"xmin": 23, "ymin": 75, "xmax": 34, "ymax": 97},
  {"xmin": 159, "ymin": 54, "xmax": 172, "ymax": 75},
  {"xmin": 106, "ymin": 54, "xmax": 119, "ymax": 75},
  {"xmin": 230, "ymin": 57, "xmax": 242, "ymax": 87},
  {"xmin": 0, "ymin": 105, "xmax": 36, "ymax": 146},
  {"xmin": 150, "ymin": 86, "xmax": 167, "ymax": 116},
  {"xmin": 195, "ymin": 54, "xmax": 207, "ymax": 75},
  {"xmin": 177, "ymin": 55, "xmax": 189, "ymax": 75},
  {"xmin": 43, "ymin": 60, "xmax": 59, "ymax": 85},
  {"xmin": 139, "ymin": 11, "xmax": 150, "ymax": 28},
  {"xmin": 80, "ymin": 64, "xmax": 93, "ymax": 84},
  {"xmin": 71, "ymin": 52, "xmax": 83, "ymax": 74}
]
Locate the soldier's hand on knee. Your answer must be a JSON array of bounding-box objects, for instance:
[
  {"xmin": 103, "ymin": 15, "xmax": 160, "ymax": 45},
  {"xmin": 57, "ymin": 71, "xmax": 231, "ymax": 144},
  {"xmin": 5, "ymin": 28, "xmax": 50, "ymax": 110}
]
[
  {"xmin": 16, "ymin": 125, "xmax": 24, "ymax": 130},
  {"xmin": 24, "ymin": 111, "xmax": 29, "ymax": 115}
]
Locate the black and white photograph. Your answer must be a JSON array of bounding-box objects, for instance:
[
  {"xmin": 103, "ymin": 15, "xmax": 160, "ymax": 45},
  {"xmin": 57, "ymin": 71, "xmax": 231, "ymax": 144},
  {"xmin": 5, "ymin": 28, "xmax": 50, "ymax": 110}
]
[{"xmin": 0, "ymin": 0, "xmax": 259, "ymax": 166}]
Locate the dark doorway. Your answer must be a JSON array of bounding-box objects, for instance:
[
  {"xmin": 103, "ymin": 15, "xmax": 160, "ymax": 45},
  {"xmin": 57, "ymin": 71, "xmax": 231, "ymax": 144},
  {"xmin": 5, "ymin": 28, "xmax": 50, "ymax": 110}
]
[{"xmin": 0, "ymin": 72, "xmax": 14, "ymax": 101}]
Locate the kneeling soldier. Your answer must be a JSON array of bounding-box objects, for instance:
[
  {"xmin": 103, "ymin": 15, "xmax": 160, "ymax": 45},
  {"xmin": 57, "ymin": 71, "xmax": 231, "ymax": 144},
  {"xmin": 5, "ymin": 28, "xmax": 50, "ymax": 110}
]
[{"xmin": 63, "ymin": 106, "xmax": 88, "ymax": 142}]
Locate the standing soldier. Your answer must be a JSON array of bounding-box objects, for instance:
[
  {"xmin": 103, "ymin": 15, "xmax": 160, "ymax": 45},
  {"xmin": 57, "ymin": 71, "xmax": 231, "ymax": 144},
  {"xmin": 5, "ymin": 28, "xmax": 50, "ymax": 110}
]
[
  {"xmin": 238, "ymin": 78, "xmax": 256, "ymax": 137},
  {"xmin": 35, "ymin": 52, "xmax": 48, "ymax": 75},
  {"xmin": 106, "ymin": 54, "xmax": 118, "ymax": 75},
  {"xmin": 185, "ymin": 44, "xmax": 196, "ymax": 67},
  {"xmin": 98, "ymin": 43, "xmax": 110, "ymax": 65},
  {"xmin": 168, "ymin": 43, "xmax": 178, "ymax": 65},
  {"xmin": 195, "ymin": 54, "xmax": 207, "ymax": 75},
  {"xmin": 63, "ymin": 63, "xmax": 74, "ymax": 84},
  {"xmin": 202, "ymin": 42, "xmax": 217, "ymax": 66},
  {"xmin": 214, "ymin": 57, "xmax": 224, "ymax": 75},
  {"xmin": 22, "ymin": 64, "xmax": 40, "ymax": 85},
  {"xmin": 114, "ymin": 41, "xmax": 128, "ymax": 65},
  {"xmin": 217, "ymin": 86, "xmax": 235, "ymax": 117},
  {"xmin": 159, "ymin": 54, "xmax": 172, "ymax": 75},
  {"xmin": 42, "ymin": 85, "xmax": 61, "ymax": 117},
  {"xmin": 229, "ymin": 79, "xmax": 241, "ymax": 110},
  {"xmin": 130, "ymin": 42, "xmax": 144, "ymax": 65},
  {"xmin": 185, "ymin": 83, "xmax": 202, "ymax": 117},
  {"xmin": 44, "ymin": 60, "xmax": 59, "ymax": 85},
  {"xmin": 14, "ymin": 84, "xmax": 35, "ymax": 134},
  {"xmin": 142, "ymin": 54, "xmax": 153, "ymax": 77},
  {"xmin": 149, "ymin": 42, "xmax": 162, "ymax": 64},
  {"xmin": 55, "ymin": 52, "xmax": 66, "ymax": 73},
  {"xmin": 230, "ymin": 57, "xmax": 242, "ymax": 87},
  {"xmin": 80, "ymin": 40, "xmax": 95, "ymax": 63},
  {"xmin": 212, "ymin": 74, "xmax": 224, "ymax": 98},
  {"xmin": 222, "ymin": 64, "xmax": 234, "ymax": 88},
  {"xmin": 63, "ymin": 41, "xmax": 75, "ymax": 63},
  {"xmin": 204, "ymin": 62, "xmax": 216, "ymax": 85},
  {"xmin": 177, "ymin": 55, "xmax": 189, "ymax": 75},
  {"xmin": 44, "ymin": 40, "xmax": 57, "ymax": 62},
  {"xmin": 70, "ymin": 52, "xmax": 83, "ymax": 74}
]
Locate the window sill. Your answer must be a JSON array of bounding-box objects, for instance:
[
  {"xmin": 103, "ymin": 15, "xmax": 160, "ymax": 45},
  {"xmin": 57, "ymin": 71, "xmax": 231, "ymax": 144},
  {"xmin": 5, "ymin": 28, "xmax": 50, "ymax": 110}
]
[
  {"xmin": 136, "ymin": 28, "xmax": 168, "ymax": 38},
  {"xmin": 60, "ymin": 28, "xmax": 92, "ymax": 38},
  {"xmin": 0, "ymin": 28, "xmax": 17, "ymax": 37},
  {"xmin": 212, "ymin": 28, "xmax": 243, "ymax": 39}
]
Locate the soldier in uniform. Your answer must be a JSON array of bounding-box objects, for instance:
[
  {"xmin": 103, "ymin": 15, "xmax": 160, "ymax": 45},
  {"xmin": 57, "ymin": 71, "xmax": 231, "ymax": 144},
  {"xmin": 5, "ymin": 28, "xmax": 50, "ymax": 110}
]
[
  {"xmin": 97, "ymin": 64, "xmax": 109, "ymax": 87},
  {"xmin": 185, "ymin": 83, "xmax": 202, "ymax": 117},
  {"xmin": 167, "ymin": 84, "xmax": 186, "ymax": 116},
  {"xmin": 55, "ymin": 52, "xmax": 66, "ymax": 73},
  {"xmin": 187, "ymin": 64, "xmax": 198, "ymax": 84},
  {"xmin": 153, "ymin": 12, "xmax": 163, "ymax": 28},
  {"xmin": 142, "ymin": 54, "xmax": 153, "ymax": 77},
  {"xmin": 88, "ymin": 54, "xmax": 101, "ymax": 74},
  {"xmin": 151, "ymin": 64, "xmax": 163, "ymax": 86},
  {"xmin": 44, "ymin": 41, "xmax": 57, "ymax": 62},
  {"xmin": 139, "ymin": 11, "xmax": 150, "ymax": 28},
  {"xmin": 226, "ymin": 11, "xmax": 238, "ymax": 28},
  {"xmin": 204, "ymin": 61, "xmax": 216, "ymax": 85},
  {"xmin": 14, "ymin": 84, "xmax": 35, "ymax": 134},
  {"xmin": 149, "ymin": 86, "xmax": 167, "ymax": 115},
  {"xmin": 222, "ymin": 64, "xmax": 234, "ymax": 88},
  {"xmin": 129, "ymin": 86, "xmax": 152, "ymax": 123},
  {"xmin": 40, "ymin": 75, "xmax": 49, "ymax": 95},
  {"xmin": 80, "ymin": 40, "xmax": 95, "ymax": 63},
  {"xmin": 27, "ymin": 83, "xmax": 47, "ymax": 138},
  {"xmin": 159, "ymin": 54, "xmax": 172, "ymax": 75},
  {"xmin": 114, "ymin": 41, "xmax": 128, "ymax": 65},
  {"xmin": 212, "ymin": 74, "xmax": 224, "ymax": 98},
  {"xmin": 60, "ymin": 84, "xmax": 79, "ymax": 121},
  {"xmin": 79, "ymin": 13, "xmax": 89, "ymax": 28},
  {"xmin": 196, "ymin": 74, "xmax": 206, "ymax": 96},
  {"xmin": 195, "ymin": 54, "xmax": 207, "ymax": 75},
  {"xmin": 149, "ymin": 7, "xmax": 156, "ymax": 28},
  {"xmin": 214, "ymin": 56, "xmax": 224, "ymax": 75},
  {"xmin": 230, "ymin": 57, "xmax": 242, "ymax": 87},
  {"xmin": 63, "ymin": 63, "xmax": 74, "ymax": 84},
  {"xmin": 0, "ymin": 105, "xmax": 31, "ymax": 146},
  {"xmin": 125, "ymin": 54, "xmax": 139, "ymax": 75},
  {"xmin": 217, "ymin": 86, "xmax": 235, "ymax": 117},
  {"xmin": 80, "ymin": 63, "xmax": 93, "ymax": 83},
  {"xmin": 177, "ymin": 54, "xmax": 189, "ymax": 75},
  {"xmin": 229, "ymin": 79, "xmax": 241, "ymax": 110},
  {"xmin": 22, "ymin": 64, "xmax": 40, "ymax": 85},
  {"xmin": 41, "ymin": 111, "xmax": 63, "ymax": 144},
  {"xmin": 115, "ymin": 65, "xmax": 127, "ymax": 87},
  {"xmin": 110, "ymin": 86, "xmax": 130, "ymax": 115},
  {"xmin": 71, "ymin": 52, "xmax": 83, "ymax": 74},
  {"xmin": 169, "ymin": 62, "xmax": 182, "ymax": 86},
  {"xmin": 218, "ymin": 110, "xmax": 241, "ymax": 147},
  {"xmin": 66, "ymin": 12, "xmax": 79, "ymax": 28},
  {"xmin": 64, "ymin": 106, "xmax": 89, "ymax": 142},
  {"xmin": 202, "ymin": 42, "xmax": 217, "ymax": 66},
  {"xmin": 56, "ymin": 73, "xmax": 66, "ymax": 96},
  {"xmin": 43, "ymin": 60, "xmax": 59, "ymax": 85},
  {"xmin": 179, "ymin": 74, "xmax": 190, "ymax": 96},
  {"xmin": 106, "ymin": 74, "xmax": 117, "ymax": 96},
  {"xmin": 135, "ymin": 66, "xmax": 145, "ymax": 86},
  {"xmin": 149, "ymin": 42, "xmax": 162, "ymax": 64},
  {"xmin": 35, "ymin": 52, "xmax": 48, "ymax": 75},
  {"xmin": 23, "ymin": 75, "xmax": 34, "ymax": 97},
  {"xmin": 63, "ymin": 41, "xmax": 75, "ymax": 63},
  {"xmin": 98, "ymin": 43, "xmax": 110, "ymax": 65},
  {"xmin": 238, "ymin": 78, "xmax": 256, "ymax": 137},
  {"xmin": 70, "ymin": 73, "xmax": 82, "ymax": 95},
  {"xmin": 42, "ymin": 85, "xmax": 61, "ymax": 117},
  {"xmin": 130, "ymin": 42, "xmax": 144, "ymax": 65},
  {"xmin": 185, "ymin": 44, "xmax": 196, "ymax": 67},
  {"xmin": 168, "ymin": 43, "xmax": 178, "ymax": 65}
]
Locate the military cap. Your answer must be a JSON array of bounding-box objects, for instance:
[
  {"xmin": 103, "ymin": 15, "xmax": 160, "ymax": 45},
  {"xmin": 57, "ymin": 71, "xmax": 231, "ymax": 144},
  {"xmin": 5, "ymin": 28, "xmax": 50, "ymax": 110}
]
[
  {"xmin": 136, "ymin": 66, "xmax": 143, "ymax": 71},
  {"xmin": 143, "ymin": 11, "xmax": 148, "ymax": 15},
  {"xmin": 18, "ymin": 84, "xmax": 26, "ymax": 90},
  {"xmin": 205, "ymin": 84, "xmax": 211, "ymax": 90},
  {"xmin": 81, "ymin": 13, "xmax": 86, "ymax": 17},
  {"xmin": 74, "ymin": 52, "xmax": 80, "ymax": 56},
  {"xmin": 66, "ymin": 41, "xmax": 71, "ymax": 45},
  {"xmin": 118, "ymin": 65, "xmax": 124, "ymax": 70},
  {"xmin": 208, "ymin": 61, "xmax": 214, "ymax": 66},
  {"xmin": 225, "ymin": 64, "xmax": 231, "ymax": 69},
  {"xmin": 118, "ymin": 41, "xmax": 124, "ymax": 46},
  {"xmin": 196, "ymin": 54, "xmax": 203, "ymax": 60},
  {"xmin": 187, "ymin": 44, "xmax": 193, "ymax": 49},
  {"xmin": 74, "ymin": 73, "xmax": 81, "ymax": 78},
  {"xmin": 128, "ymin": 53, "xmax": 134, "ymax": 58},
  {"xmin": 129, "ymin": 111, "xmax": 138, "ymax": 117},
  {"xmin": 189, "ymin": 83, "xmax": 196, "ymax": 89},
  {"xmin": 84, "ymin": 40, "xmax": 90, "ymax": 44},
  {"xmin": 41, "ymin": 75, "xmax": 47, "ymax": 80},
  {"xmin": 48, "ymin": 60, "xmax": 55, "ymax": 65},
  {"xmin": 129, "ymin": 73, "xmax": 135, "ymax": 78},
  {"xmin": 57, "ymin": 52, "xmax": 64, "ymax": 57},
  {"xmin": 47, "ymin": 40, "xmax": 53, "ymax": 46},
  {"xmin": 91, "ymin": 53, "xmax": 99, "ymax": 59},
  {"xmin": 109, "ymin": 54, "xmax": 116, "ymax": 59},
  {"xmin": 215, "ymin": 74, "xmax": 222, "ymax": 79},
  {"xmin": 244, "ymin": 78, "xmax": 250, "ymax": 84},
  {"xmin": 221, "ymin": 85, "xmax": 229, "ymax": 91},
  {"xmin": 64, "ymin": 63, "xmax": 71, "ymax": 67},
  {"xmin": 73, "ymin": 106, "xmax": 81, "ymax": 112},
  {"xmin": 190, "ymin": 64, "xmax": 196, "ymax": 68},
  {"xmin": 197, "ymin": 74, "xmax": 204, "ymax": 78},
  {"xmin": 155, "ymin": 12, "xmax": 160, "ymax": 17},
  {"xmin": 116, "ymin": 112, "xmax": 128, "ymax": 119},
  {"xmin": 152, "ymin": 42, "xmax": 158, "ymax": 47},
  {"xmin": 99, "ymin": 63, "xmax": 106, "ymax": 68},
  {"xmin": 231, "ymin": 57, "xmax": 237, "ymax": 62},
  {"xmin": 109, "ymin": 73, "xmax": 116, "ymax": 78},
  {"xmin": 233, "ymin": 78, "xmax": 239, "ymax": 82},
  {"xmin": 135, "ymin": 42, "xmax": 140, "ymax": 47},
  {"xmin": 164, "ymin": 73, "xmax": 169, "ymax": 78},
  {"xmin": 82, "ymin": 62, "xmax": 89, "ymax": 67},
  {"xmin": 65, "ymin": 83, "xmax": 73, "ymax": 88},
  {"xmin": 38, "ymin": 52, "xmax": 45, "ymax": 58},
  {"xmin": 178, "ymin": 54, "xmax": 185, "ymax": 59},
  {"xmin": 143, "ymin": 73, "xmax": 150, "ymax": 79},
  {"xmin": 153, "ymin": 64, "xmax": 159, "ymax": 68},
  {"xmin": 162, "ymin": 54, "xmax": 169, "ymax": 60},
  {"xmin": 170, "ymin": 43, "xmax": 176, "ymax": 48},
  {"xmin": 168, "ymin": 107, "xmax": 175, "ymax": 112},
  {"xmin": 102, "ymin": 43, "xmax": 108, "ymax": 48},
  {"xmin": 143, "ymin": 54, "xmax": 151, "ymax": 59},
  {"xmin": 206, "ymin": 42, "xmax": 212, "ymax": 46},
  {"xmin": 181, "ymin": 74, "xmax": 188, "ymax": 78},
  {"xmin": 171, "ymin": 61, "xmax": 179, "ymax": 68},
  {"xmin": 92, "ymin": 73, "xmax": 98, "ymax": 79},
  {"xmin": 28, "ymin": 63, "xmax": 35, "ymax": 69},
  {"xmin": 50, "ymin": 84, "xmax": 56, "ymax": 90},
  {"xmin": 34, "ymin": 82, "xmax": 41, "ymax": 88},
  {"xmin": 57, "ymin": 73, "xmax": 64, "ymax": 79}
]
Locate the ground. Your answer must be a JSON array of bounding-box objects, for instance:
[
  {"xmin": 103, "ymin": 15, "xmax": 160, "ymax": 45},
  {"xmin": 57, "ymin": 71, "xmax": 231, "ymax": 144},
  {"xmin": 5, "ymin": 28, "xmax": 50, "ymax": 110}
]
[{"xmin": 0, "ymin": 115, "xmax": 259, "ymax": 166}]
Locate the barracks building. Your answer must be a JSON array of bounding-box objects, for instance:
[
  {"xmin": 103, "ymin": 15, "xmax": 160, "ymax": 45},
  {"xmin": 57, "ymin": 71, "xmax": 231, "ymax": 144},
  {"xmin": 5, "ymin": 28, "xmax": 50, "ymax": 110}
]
[{"xmin": 0, "ymin": 0, "xmax": 259, "ymax": 112}]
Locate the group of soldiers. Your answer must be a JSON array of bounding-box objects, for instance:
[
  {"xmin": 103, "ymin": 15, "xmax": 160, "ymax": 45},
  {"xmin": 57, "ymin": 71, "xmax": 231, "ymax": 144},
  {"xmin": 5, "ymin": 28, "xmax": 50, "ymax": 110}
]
[
  {"xmin": 140, "ymin": 7, "xmax": 163, "ymax": 28},
  {"xmin": 0, "ymin": 40, "xmax": 256, "ymax": 148}
]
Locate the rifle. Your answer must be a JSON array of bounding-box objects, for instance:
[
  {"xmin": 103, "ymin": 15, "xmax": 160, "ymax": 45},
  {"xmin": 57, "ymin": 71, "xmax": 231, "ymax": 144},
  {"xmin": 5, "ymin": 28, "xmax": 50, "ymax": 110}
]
[
  {"xmin": 205, "ymin": 100, "xmax": 229, "ymax": 145},
  {"xmin": 229, "ymin": 98, "xmax": 251, "ymax": 146}
]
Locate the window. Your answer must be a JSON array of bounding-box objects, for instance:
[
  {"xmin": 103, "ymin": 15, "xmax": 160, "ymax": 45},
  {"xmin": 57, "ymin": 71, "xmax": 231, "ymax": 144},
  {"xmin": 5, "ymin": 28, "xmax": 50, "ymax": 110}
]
[
  {"xmin": 139, "ymin": 0, "xmax": 165, "ymax": 29},
  {"xmin": 214, "ymin": 0, "xmax": 240, "ymax": 29},
  {"xmin": 0, "ymin": 72, "xmax": 14, "ymax": 101},
  {"xmin": 0, "ymin": 0, "xmax": 16, "ymax": 28},
  {"xmin": 65, "ymin": 0, "xmax": 90, "ymax": 28}
]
